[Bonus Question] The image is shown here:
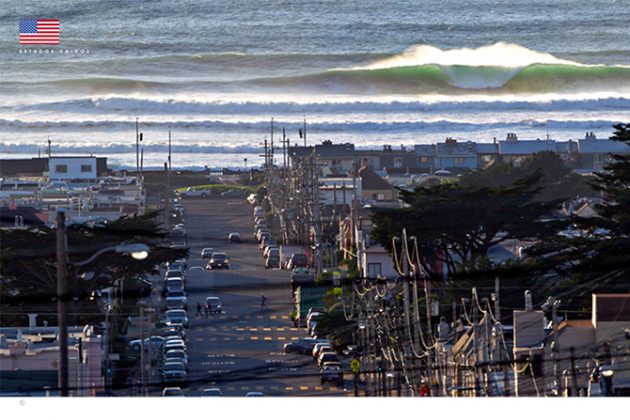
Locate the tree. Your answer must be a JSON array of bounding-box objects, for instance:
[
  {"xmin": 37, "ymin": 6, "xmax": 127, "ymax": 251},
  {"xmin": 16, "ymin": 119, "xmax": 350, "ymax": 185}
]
[
  {"xmin": 371, "ymin": 154, "xmax": 573, "ymax": 280},
  {"xmin": 0, "ymin": 211, "xmax": 187, "ymax": 327},
  {"xmin": 527, "ymin": 123, "xmax": 630, "ymax": 308}
]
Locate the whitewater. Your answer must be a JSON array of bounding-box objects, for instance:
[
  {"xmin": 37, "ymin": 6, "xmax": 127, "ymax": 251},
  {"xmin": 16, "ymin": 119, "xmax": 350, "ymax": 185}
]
[{"xmin": 0, "ymin": 0, "xmax": 629, "ymax": 169}]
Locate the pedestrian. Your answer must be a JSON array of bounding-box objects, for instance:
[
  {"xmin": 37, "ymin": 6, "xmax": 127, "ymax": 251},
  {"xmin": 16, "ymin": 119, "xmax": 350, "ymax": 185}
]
[
  {"xmin": 196, "ymin": 302, "xmax": 202, "ymax": 317},
  {"xmin": 261, "ymin": 294, "xmax": 267, "ymax": 309},
  {"xmin": 206, "ymin": 301, "xmax": 212, "ymax": 317}
]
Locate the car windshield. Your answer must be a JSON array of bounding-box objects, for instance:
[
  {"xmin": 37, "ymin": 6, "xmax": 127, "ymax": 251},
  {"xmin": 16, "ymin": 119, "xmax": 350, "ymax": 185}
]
[
  {"xmin": 167, "ymin": 310, "xmax": 186, "ymax": 317},
  {"xmin": 163, "ymin": 363, "xmax": 185, "ymax": 371},
  {"xmin": 212, "ymin": 254, "xmax": 226, "ymax": 260},
  {"xmin": 206, "ymin": 297, "xmax": 221, "ymax": 305}
]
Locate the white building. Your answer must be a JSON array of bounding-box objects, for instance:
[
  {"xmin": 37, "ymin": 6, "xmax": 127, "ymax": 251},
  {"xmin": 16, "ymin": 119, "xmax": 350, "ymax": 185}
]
[{"xmin": 48, "ymin": 156, "xmax": 99, "ymax": 181}]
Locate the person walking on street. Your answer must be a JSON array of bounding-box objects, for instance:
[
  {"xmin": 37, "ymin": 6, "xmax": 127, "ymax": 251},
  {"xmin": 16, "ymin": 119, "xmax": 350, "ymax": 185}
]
[
  {"xmin": 261, "ymin": 294, "xmax": 267, "ymax": 309},
  {"xmin": 196, "ymin": 302, "xmax": 202, "ymax": 317},
  {"xmin": 206, "ymin": 301, "xmax": 212, "ymax": 317}
]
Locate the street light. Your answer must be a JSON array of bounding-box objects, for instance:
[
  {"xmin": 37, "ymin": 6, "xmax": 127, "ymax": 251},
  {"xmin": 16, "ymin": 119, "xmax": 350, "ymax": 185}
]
[{"xmin": 56, "ymin": 210, "xmax": 151, "ymax": 396}]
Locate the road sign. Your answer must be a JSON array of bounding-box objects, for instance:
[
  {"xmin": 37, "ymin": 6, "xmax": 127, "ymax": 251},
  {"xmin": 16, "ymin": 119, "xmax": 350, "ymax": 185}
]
[{"xmin": 351, "ymin": 358, "xmax": 360, "ymax": 374}]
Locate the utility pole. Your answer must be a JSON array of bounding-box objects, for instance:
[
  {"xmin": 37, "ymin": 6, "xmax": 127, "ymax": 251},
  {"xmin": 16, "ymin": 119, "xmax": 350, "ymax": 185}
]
[
  {"xmin": 168, "ymin": 128, "xmax": 172, "ymax": 172},
  {"xmin": 48, "ymin": 137, "xmax": 52, "ymax": 158},
  {"xmin": 164, "ymin": 162, "xmax": 171, "ymax": 232},
  {"xmin": 140, "ymin": 307, "xmax": 145, "ymax": 396},
  {"xmin": 136, "ymin": 117, "xmax": 140, "ymax": 175},
  {"xmin": 303, "ymin": 115, "xmax": 307, "ymax": 147},
  {"xmin": 56, "ymin": 210, "xmax": 69, "ymax": 396}
]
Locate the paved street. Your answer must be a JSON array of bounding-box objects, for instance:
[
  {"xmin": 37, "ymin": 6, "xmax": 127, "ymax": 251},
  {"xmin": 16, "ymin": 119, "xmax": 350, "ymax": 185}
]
[{"xmin": 154, "ymin": 198, "xmax": 349, "ymax": 396}]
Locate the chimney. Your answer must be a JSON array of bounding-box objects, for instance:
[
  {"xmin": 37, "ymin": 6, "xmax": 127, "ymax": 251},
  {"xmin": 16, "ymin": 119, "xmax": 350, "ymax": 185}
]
[
  {"xmin": 445, "ymin": 137, "xmax": 457, "ymax": 145},
  {"xmin": 506, "ymin": 133, "xmax": 518, "ymax": 142},
  {"xmin": 28, "ymin": 313, "xmax": 38, "ymax": 328},
  {"xmin": 585, "ymin": 132, "xmax": 597, "ymax": 140},
  {"xmin": 524, "ymin": 290, "xmax": 533, "ymax": 311}
]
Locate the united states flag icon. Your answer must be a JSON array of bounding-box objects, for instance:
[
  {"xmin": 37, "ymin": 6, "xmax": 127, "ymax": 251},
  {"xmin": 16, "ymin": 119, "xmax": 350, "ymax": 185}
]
[{"xmin": 19, "ymin": 19, "xmax": 60, "ymax": 44}]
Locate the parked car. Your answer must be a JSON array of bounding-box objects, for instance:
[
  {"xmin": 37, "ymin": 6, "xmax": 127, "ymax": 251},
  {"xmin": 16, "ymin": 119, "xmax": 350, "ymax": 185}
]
[
  {"xmin": 201, "ymin": 248, "xmax": 214, "ymax": 259},
  {"xmin": 245, "ymin": 392, "xmax": 264, "ymax": 397},
  {"xmin": 287, "ymin": 253, "xmax": 309, "ymax": 270},
  {"xmin": 247, "ymin": 194, "xmax": 257, "ymax": 205},
  {"xmin": 161, "ymin": 324, "xmax": 187, "ymax": 340},
  {"xmin": 161, "ymin": 361, "xmax": 187, "ymax": 383},
  {"xmin": 205, "ymin": 296, "xmax": 223, "ymax": 314},
  {"xmin": 207, "ymin": 253, "xmax": 229, "ymax": 269},
  {"xmin": 166, "ymin": 268, "xmax": 186, "ymax": 280},
  {"xmin": 166, "ymin": 278, "xmax": 185, "ymax": 294},
  {"xmin": 263, "ymin": 245, "xmax": 278, "ymax": 258},
  {"xmin": 166, "ymin": 295, "xmax": 188, "ymax": 310},
  {"xmin": 306, "ymin": 312, "xmax": 325, "ymax": 332},
  {"xmin": 320, "ymin": 362, "xmax": 343, "ymax": 385},
  {"xmin": 129, "ymin": 336, "xmax": 165, "ymax": 352},
  {"xmin": 283, "ymin": 337, "xmax": 318, "ymax": 354},
  {"xmin": 265, "ymin": 253, "xmax": 280, "ymax": 269},
  {"xmin": 178, "ymin": 187, "xmax": 209, "ymax": 198},
  {"xmin": 162, "ymin": 387, "xmax": 184, "ymax": 397},
  {"xmin": 163, "ymin": 339, "xmax": 187, "ymax": 353},
  {"xmin": 312, "ymin": 343, "xmax": 332, "ymax": 360},
  {"xmin": 317, "ymin": 351, "xmax": 340, "ymax": 368},
  {"xmin": 165, "ymin": 309, "xmax": 189, "ymax": 328},
  {"xmin": 201, "ymin": 388, "xmax": 223, "ymax": 397},
  {"xmin": 164, "ymin": 349, "xmax": 189, "ymax": 368},
  {"xmin": 228, "ymin": 232, "xmax": 241, "ymax": 243}
]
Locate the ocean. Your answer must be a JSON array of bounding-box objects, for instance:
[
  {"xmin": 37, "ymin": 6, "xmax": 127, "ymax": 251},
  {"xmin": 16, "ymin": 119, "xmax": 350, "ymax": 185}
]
[{"xmin": 1, "ymin": 0, "xmax": 629, "ymax": 169}]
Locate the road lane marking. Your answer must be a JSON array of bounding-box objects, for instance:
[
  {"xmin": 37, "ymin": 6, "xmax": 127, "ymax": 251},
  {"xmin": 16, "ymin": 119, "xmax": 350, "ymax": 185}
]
[
  {"xmin": 329, "ymin": 386, "xmax": 338, "ymax": 391},
  {"xmin": 256, "ymin": 315, "xmax": 264, "ymax": 319},
  {"xmin": 195, "ymin": 337, "xmax": 204, "ymax": 342},
  {"xmin": 249, "ymin": 327, "xmax": 258, "ymax": 331},
  {"xmin": 270, "ymin": 386, "xmax": 279, "ymax": 391},
  {"xmin": 241, "ymin": 386, "xmax": 250, "ymax": 391},
  {"xmin": 281, "ymin": 315, "xmax": 289, "ymax": 320},
  {"xmin": 300, "ymin": 386, "xmax": 309, "ymax": 391},
  {"xmin": 270, "ymin": 315, "xmax": 277, "ymax": 319},
  {"xmin": 277, "ymin": 337, "xmax": 286, "ymax": 341},
  {"xmin": 207, "ymin": 326, "xmax": 216, "ymax": 331},
  {"xmin": 227, "ymin": 387, "xmax": 236, "ymax": 391},
  {"xmin": 220, "ymin": 316, "xmax": 226, "ymax": 320},
  {"xmin": 195, "ymin": 327, "xmax": 204, "ymax": 332},
  {"xmin": 223, "ymin": 337, "xmax": 232, "ymax": 341},
  {"xmin": 256, "ymin": 386, "xmax": 264, "ymax": 391},
  {"xmin": 263, "ymin": 327, "xmax": 271, "ymax": 331},
  {"xmin": 250, "ymin": 336, "xmax": 259, "ymax": 340},
  {"xmin": 209, "ymin": 337, "xmax": 217, "ymax": 341},
  {"xmin": 290, "ymin": 328, "xmax": 299, "ymax": 331},
  {"xmin": 315, "ymin": 386, "xmax": 323, "ymax": 391},
  {"xmin": 237, "ymin": 337, "xmax": 245, "ymax": 341},
  {"xmin": 285, "ymin": 386, "xmax": 294, "ymax": 391},
  {"xmin": 236, "ymin": 327, "xmax": 245, "ymax": 331},
  {"xmin": 244, "ymin": 315, "xmax": 252, "ymax": 319},
  {"xmin": 231, "ymin": 315, "xmax": 239, "ymax": 319},
  {"xmin": 264, "ymin": 336, "xmax": 272, "ymax": 341},
  {"xmin": 276, "ymin": 327, "xmax": 285, "ymax": 331},
  {"xmin": 290, "ymin": 336, "xmax": 299, "ymax": 340}
]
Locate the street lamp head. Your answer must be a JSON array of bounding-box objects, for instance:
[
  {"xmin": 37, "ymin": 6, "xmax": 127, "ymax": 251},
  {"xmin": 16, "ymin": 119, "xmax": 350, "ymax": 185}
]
[{"xmin": 115, "ymin": 243, "xmax": 150, "ymax": 260}]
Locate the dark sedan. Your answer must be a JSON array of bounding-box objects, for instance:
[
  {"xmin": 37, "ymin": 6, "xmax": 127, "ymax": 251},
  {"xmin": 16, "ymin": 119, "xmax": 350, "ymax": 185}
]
[{"xmin": 206, "ymin": 253, "xmax": 229, "ymax": 269}]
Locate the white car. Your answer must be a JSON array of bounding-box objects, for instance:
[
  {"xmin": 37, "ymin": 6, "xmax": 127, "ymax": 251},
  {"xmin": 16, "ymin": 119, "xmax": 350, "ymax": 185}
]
[
  {"xmin": 201, "ymin": 388, "xmax": 223, "ymax": 397},
  {"xmin": 165, "ymin": 309, "xmax": 189, "ymax": 328},
  {"xmin": 201, "ymin": 248, "xmax": 214, "ymax": 259},
  {"xmin": 178, "ymin": 187, "xmax": 210, "ymax": 198},
  {"xmin": 162, "ymin": 387, "xmax": 184, "ymax": 397}
]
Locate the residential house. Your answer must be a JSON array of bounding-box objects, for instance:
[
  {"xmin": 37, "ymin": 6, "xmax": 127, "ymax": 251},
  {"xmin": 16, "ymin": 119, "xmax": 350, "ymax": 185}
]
[
  {"xmin": 577, "ymin": 132, "xmax": 630, "ymax": 172},
  {"xmin": 414, "ymin": 144, "xmax": 438, "ymax": 172},
  {"xmin": 498, "ymin": 133, "xmax": 557, "ymax": 166},
  {"xmin": 356, "ymin": 230, "xmax": 398, "ymax": 280},
  {"xmin": 435, "ymin": 138, "xmax": 478, "ymax": 171},
  {"xmin": 476, "ymin": 142, "xmax": 500, "ymax": 169},
  {"xmin": 358, "ymin": 165, "xmax": 396, "ymax": 202}
]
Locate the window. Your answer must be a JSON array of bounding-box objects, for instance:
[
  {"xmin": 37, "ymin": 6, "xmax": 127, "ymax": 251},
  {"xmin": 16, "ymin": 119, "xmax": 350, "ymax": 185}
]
[
  {"xmin": 394, "ymin": 157, "xmax": 403, "ymax": 168},
  {"xmin": 593, "ymin": 154, "xmax": 602, "ymax": 164},
  {"xmin": 454, "ymin": 157, "xmax": 466, "ymax": 165},
  {"xmin": 55, "ymin": 164, "xmax": 68, "ymax": 173},
  {"xmin": 81, "ymin": 164, "xmax": 92, "ymax": 172},
  {"xmin": 377, "ymin": 193, "xmax": 385, "ymax": 200},
  {"xmin": 367, "ymin": 263, "xmax": 382, "ymax": 279},
  {"xmin": 420, "ymin": 156, "xmax": 429, "ymax": 164}
]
